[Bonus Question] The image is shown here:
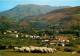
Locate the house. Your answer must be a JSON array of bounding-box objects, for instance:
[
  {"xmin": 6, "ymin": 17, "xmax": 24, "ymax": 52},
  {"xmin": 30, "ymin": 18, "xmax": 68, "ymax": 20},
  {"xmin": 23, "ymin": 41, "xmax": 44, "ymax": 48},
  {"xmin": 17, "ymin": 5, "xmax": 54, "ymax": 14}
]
[
  {"xmin": 42, "ymin": 36, "xmax": 50, "ymax": 39},
  {"xmin": 10, "ymin": 34, "xmax": 18, "ymax": 38},
  {"xmin": 50, "ymin": 36, "xmax": 69, "ymax": 46},
  {"xmin": 21, "ymin": 35, "xmax": 25, "ymax": 37},
  {"xmin": 25, "ymin": 35, "xmax": 39, "ymax": 39},
  {"xmin": 45, "ymin": 34, "xmax": 47, "ymax": 36},
  {"xmin": 25, "ymin": 35, "xmax": 28, "ymax": 38},
  {"xmin": 14, "ymin": 31, "xmax": 17, "ymax": 33},
  {"xmin": 50, "ymin": 40, "xmax": 66, "ymax": 46},
  {"xmin": 7, "ymin": 30, "xmax": 11, "ymax": 33},
  {"xmin": 41, "ymin": 36, "xmax": 50, "ymax": 42},
  {"xmin": 35, "ymin": 36, "xmax": 40, "ymax": 38},
  {"xmin": 34, "ymin": 36, "xmax": 40, "ymax": 39},
  {"xmin": 50, "ymin": 40, "xmax": 61, "ymax": 45},
  {"xmin": 55, "ymin": 36, "xmax": 69, "ymax": 42},
  {"xmin": 42, "ymin": 39, "xmax": 49, "ymax": 42},
  {"xmin": 30, "ymin": 35, "xmax": 34, "ymax": 38},
  {"xmin": 25, "ymin": 35, "xmax": 30, "ymax": 38},
  {"xmin": 4, "ymin": 32, "xmax": 6, "ymax": 34},
  {"xmin": 72, "ymin": 36, "xmax": 78, "ymax": 40}
]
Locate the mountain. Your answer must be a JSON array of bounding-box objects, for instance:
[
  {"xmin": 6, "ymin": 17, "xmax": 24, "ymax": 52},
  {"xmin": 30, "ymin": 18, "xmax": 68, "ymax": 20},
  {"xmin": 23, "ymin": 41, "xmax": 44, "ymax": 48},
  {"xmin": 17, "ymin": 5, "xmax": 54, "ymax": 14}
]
[
  {"xmin": 0, "ymin": 6, "xmax": 80, "ymax": 30},
  {"xmin": 22, "ymin": 6, "xmax": 80, "ymax": 28},
  {"xmin": 1, "ymin": 4, "xmax": 80, "ymax": 29},
  {"xmin": 0, "ymin": 4, "xmax": 71, "ymax": 20}
]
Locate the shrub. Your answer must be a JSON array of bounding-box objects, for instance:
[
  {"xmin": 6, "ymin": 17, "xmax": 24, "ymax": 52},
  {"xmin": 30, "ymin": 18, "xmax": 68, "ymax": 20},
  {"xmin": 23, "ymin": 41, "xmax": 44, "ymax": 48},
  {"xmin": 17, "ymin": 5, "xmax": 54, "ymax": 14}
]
[
  {"xmin": 64, "ymin": 48, "xmax": 74, "ymax": 52},
  {"xmin": 0, "ymin": 45, "xmax": 6, "ymax": 49},
  {"xmin": 65, "ymin": 43, "xmax": 74, "ymax": 47},
  {"xmin": 77, "ymin": 50, "xmax": 80, "ymax": 53},
  {"xmin": 56, "ymin": 47, "xmax": 61, "ymax": 51},
  {"xmin": 8, "ymin": 45, "xmax": 14, "ymax": 49}
]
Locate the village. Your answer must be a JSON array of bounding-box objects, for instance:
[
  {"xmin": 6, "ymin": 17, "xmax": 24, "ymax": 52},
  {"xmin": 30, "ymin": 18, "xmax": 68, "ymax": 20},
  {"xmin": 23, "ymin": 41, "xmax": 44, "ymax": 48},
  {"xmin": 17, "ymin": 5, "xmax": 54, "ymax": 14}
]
[{"xmin": 3, "ymin": 30, "xmax": 70, "ymax": 47}]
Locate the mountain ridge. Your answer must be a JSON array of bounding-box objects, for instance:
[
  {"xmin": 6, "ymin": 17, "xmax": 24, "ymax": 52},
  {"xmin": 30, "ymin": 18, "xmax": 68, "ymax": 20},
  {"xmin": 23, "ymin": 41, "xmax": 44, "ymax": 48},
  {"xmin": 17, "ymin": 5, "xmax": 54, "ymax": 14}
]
[
  {"xmin": 0, "ymin": 6, "xmax": 80, "ymax": 29},
  {"xmin": 0, "ymin": 4, "xmax": 71, "ymax": 19},
  {"xmin": 22, "ymin": 6, "xmax": 80, "ymax": 28}
]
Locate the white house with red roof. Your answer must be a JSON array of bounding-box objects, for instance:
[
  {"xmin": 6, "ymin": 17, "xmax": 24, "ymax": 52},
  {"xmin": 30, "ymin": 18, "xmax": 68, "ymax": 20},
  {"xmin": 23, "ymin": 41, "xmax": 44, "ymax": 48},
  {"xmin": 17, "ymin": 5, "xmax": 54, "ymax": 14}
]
[
  {"xmin": 55, "ymin": 36, "xmax": 69, "ymax": 42},
  {"xmin": 50, "ymin": 36, "xmax": 69, "ymax": 46}
]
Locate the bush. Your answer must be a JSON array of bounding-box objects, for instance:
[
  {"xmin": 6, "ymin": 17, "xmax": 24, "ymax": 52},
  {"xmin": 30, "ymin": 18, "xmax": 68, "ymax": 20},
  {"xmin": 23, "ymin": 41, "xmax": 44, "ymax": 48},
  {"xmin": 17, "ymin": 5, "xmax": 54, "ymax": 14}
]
[
  {"xmin": 56, "ymin": 47, "xmax": 61, "ymax": 51},
  {"xmin": 65, "ymin": 43, "xmax": 74, "ymax": 47},
  {"xmin": 8, "ymin": 45, "xmax": 14, "ymax": 49},
  {"xmin": 0, "ymin": 45, "xmax": 6, "ymax": 49},
  {"xmin": 64, "ymin": 48, "xmax": 74, "ymax": 52},
  {"xmin": 77, "ymin": 50, "xmax": 80, "ymax": 53}
]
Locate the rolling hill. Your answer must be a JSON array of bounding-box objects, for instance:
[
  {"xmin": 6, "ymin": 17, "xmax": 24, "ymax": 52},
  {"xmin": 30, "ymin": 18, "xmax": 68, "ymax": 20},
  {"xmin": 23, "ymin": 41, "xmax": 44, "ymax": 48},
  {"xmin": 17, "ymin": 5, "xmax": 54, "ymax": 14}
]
[{"xmin": 0, "ymin": 4, "xmax": 71, "ymax": 20}]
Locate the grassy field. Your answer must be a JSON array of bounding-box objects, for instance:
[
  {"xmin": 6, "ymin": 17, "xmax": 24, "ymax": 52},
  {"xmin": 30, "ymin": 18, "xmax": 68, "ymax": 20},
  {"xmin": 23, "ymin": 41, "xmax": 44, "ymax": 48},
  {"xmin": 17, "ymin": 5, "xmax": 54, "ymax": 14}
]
[{"xmin": 0, "ymin": 49, "xmax": 80, "ymax": 56}]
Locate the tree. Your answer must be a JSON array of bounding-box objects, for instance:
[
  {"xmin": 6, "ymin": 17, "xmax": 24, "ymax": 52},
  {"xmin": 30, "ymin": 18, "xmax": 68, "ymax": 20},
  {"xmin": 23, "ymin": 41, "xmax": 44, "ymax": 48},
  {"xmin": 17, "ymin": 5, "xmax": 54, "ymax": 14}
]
[{"xmin": 51, "ymin": 26, "xmax": 56, "ymax": 39}]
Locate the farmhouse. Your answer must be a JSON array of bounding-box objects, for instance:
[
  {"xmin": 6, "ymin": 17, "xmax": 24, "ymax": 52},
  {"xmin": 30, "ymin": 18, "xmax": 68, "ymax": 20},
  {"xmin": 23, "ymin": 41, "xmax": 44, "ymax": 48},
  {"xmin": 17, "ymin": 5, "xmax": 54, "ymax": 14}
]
[
  {"xmin": 41, "ymin": 36, "xmax": 50, "ymax": 42},
  {"xmin": 25, "ymin": 35, "xmax": 30, "ymax": 38},
  {"xmin": 42, "ymin": 39, "xmax": 49, "ymax": 42},
  {"xmin": 4, "ymin": 32, "xmax": 6, "ymax": 34},
  {"xmin": 35, "ymin": 36, "xmax": 40, "ymax": 38},
  {"xmin": 30, "ymin": 35, "xmax": 34, "ymax": 38},
  {"xmin": 55, "ymin": 36, "xmax": 69, "ymax": 42},
  {"xmin": 7, "ymin": 30, "xmax": 11, "ymax": 33},
  {"xmin": 21, "ymin": 35, "xmax": 25, "ymax": 37},
  {"xmin": 50, "ymin": 40, "xmax": 60, "ymax": 45},
  {"xmin": 14, "ymin": 31, "xmax": 17, "ymax": 33},
  {"xmin": 42, "ymin": 36, "xmax": 50, "ymax": 39},
  {"xmin": 25, "ymin": 35, "xmax": 40, "ymax": 39},
  {"xmin": 50, "ymin": 36, "xmax": 69, "ymax": 46},
  {"xmin": 50, "ymin": 40, "xmax": 66, "ymax": 46},
  {"xmin": 10, "ymin": 34, "xmax": 18, "ymax": 38}
]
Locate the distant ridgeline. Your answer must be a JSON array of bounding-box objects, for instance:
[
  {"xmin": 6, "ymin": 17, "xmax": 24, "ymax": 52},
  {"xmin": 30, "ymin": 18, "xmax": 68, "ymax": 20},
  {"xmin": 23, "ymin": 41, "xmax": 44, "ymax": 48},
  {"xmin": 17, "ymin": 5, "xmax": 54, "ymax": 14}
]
[
  {"xmin": 0, "ymin": 4, "xmax": 71, "ymax": 20},
  {"xmin": 0, "ymin": 5, "xmax": 80, "ymax": 30}
]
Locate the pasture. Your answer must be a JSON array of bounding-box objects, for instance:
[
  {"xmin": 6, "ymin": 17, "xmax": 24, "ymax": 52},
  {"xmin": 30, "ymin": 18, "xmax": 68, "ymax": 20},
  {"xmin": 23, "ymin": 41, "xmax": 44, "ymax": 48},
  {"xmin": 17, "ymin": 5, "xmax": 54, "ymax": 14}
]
[{"xmin": 0, "ymin": 49, "xmax": 80, "ymax": 56}]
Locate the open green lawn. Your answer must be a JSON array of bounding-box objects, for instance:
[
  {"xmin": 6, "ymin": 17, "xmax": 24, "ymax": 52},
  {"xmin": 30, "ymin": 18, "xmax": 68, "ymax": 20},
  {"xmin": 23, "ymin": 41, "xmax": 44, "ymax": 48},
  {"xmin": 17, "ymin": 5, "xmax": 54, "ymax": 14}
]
[{"xmin": 0, "ymin": 49, "xmax": 80, "ymax": 56}]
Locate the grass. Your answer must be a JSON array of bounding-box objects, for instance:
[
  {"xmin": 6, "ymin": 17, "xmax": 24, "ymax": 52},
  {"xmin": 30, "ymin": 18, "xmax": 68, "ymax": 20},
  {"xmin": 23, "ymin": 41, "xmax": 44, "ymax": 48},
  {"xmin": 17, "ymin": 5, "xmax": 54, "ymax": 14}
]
[
  {"xmin": 58, "ymin": 34, "xmax": 73, "ymax": 38},
  {"xmin": 50, "ymin": 45, "xmax": 80, "ymax": 51},
  {"xmin": 30, "ymin": 21, "xmax": 38, "ymax": 23},
  {"xmin": 0, "ymin": 49, "xmax": 80, "ymax": 56}
]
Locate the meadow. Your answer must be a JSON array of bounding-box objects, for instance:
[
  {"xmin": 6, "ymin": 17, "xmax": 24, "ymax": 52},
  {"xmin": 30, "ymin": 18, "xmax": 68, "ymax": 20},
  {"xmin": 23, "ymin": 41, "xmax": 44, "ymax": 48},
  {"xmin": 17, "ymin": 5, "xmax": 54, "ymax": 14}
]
[{"xmin": 0, "ymin": 49, "xmax": 80, "ymax": 56}]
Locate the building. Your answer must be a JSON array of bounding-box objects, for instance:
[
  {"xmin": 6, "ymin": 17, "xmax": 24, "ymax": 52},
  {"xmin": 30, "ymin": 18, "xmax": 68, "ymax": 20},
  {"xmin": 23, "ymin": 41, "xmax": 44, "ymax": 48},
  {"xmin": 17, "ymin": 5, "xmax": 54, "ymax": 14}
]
[
  {"xmin": 10, "ymin": 34, "xmax": 18, "ymax": 38},
  {"xmin": 25, "ymin": 35, "xmax": 30, "ymax": 38},
  {"xmin": 50, "ymin": 36, "xmax": 69, "ymax": 46},
  {"xmin": 50, "ymin": 40, "xmax": 61, "ymax": 45},
  {"xmin": 41, "ymin": 36, "xmax": 50, "ymax": 42},
  {"xmin": 14, "ymin": 31, "xmax": 17, "ymax": 33},
  {"xmin": 42, "ymin": 39, "xmax": 49, "ymax": 42},
  {"xmin": 7, "ymin": 30, "xmax": 11, "ymax": 33},
  {"xmin": 4, "ymin": 32, "xmax": 6, "ymax": 34},
  {"xmin": 55, "ymin": 36, "xmax": 69, "ymax": 42}
]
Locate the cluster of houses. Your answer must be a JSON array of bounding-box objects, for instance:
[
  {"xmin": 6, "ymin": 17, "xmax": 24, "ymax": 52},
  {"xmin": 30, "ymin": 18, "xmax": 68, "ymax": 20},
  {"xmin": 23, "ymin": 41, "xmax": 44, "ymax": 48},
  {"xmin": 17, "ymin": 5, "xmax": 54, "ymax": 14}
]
[
  {"xmin": 4, "ymin": 30, "xmax": 70, "ymax": 46},
  {"xmin": 4, "ymin": 30, "xmax": 17, "ymax": 34}
]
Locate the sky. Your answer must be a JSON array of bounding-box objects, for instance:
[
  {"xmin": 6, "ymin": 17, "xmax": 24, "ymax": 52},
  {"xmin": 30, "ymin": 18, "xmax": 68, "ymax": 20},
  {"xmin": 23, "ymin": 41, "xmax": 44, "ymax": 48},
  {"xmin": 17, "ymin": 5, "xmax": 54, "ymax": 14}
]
[{"xmin": 0, "ymin": 0, "xmax": 80, "ymax": 12}]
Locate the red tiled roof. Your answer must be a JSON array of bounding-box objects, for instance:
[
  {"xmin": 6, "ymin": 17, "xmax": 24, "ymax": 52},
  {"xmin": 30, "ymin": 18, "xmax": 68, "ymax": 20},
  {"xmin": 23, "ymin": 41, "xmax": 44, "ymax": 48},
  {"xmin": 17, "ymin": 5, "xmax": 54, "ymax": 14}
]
[
  {"xmin": 56, "ymin": 36, "xmax": 68, "ymax": 40},
  {"xmin": 40, "ymin": 37, "xmax": 43, "ymax": 39},
  {"xmin": 50, "ymin": 40, "xmax": 61, "ymax": 43},
  {"xmin": 43, "ymin": 36, "xmax": 50, "ymax": 38}
]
